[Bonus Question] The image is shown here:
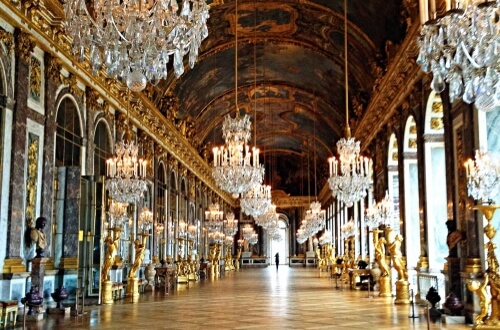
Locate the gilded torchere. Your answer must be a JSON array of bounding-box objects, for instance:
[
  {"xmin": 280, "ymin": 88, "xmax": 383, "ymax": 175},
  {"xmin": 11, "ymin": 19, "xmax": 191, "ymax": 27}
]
[
  {"xmin": 373, "ymin": 228, "xmax": 391, "ymax": 297},
  {"xmin": 126, "ymin": 233, "xmax": 148, "ymax": 302},
  {"xmin": 101, "ymin": 228, "xmax": 121, "ymax": 305},
  {"xmin": 468, "ymin": 204, "xmax": 500, "ymax": 329},
  {"xmin": 388, "ymin": 231, "xmax": 410, "ymax": 304}
]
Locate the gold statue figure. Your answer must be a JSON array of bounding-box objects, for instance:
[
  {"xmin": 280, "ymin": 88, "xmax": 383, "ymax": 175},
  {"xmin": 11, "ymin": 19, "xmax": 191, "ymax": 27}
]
[
  {"xmin": 129, "ymin": 238, "xmax": 145, "ymax": 279},
  {"xmin": 102, "ymin": 235, "xmax": 120, "ymax": 282},
  {"xmin": 375, "ymin": 236, "xmax": 390, "ymax": 277},
  {"xmin": 389, "ymin": 234, "xmax": 408, "ymax": 281},
  {"xmin": 468, "ymin": 274, "xmax": 491, "ymax": 325}
]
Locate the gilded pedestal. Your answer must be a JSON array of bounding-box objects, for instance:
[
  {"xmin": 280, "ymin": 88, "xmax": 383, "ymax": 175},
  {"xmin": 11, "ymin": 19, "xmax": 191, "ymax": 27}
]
[
  {"xmin": 379, "ymin": 276, "xmax": 392, "ymax": 297},
  {"xmin": 394, "ymin": 280, "xmax": 410, "ymax": 304},
  {"xmin": 102, "ymin": 280, "xmax": 113, "ymax": 305},
  {"xmin": 126, "ymin": 277, "xmax": 140, "ymax": 302}
]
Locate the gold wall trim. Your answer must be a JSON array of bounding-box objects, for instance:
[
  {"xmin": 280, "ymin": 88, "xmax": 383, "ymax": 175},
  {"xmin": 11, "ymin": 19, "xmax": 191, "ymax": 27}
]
[
  {"xmin": 2, "ymin": 258, "xmax": 26, "ymax": 273},
  {"xmin": 59, "ymin": 257, "xmax": 78, "ymax": 270}
]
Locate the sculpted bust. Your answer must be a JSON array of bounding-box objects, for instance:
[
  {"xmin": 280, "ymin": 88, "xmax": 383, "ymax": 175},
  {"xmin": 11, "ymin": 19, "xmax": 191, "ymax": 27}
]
[{"xmin": 30, "ymin": 217, "xmax": 47, "ymax": 258}]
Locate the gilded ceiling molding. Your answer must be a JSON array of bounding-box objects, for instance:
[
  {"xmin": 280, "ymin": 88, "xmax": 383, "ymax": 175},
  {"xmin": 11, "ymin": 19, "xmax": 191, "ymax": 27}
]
[
  {"xmin": 354, "ymin": 19, "xmax": 424, "ymax": 151},
  {"xmin": 273, "ymin": 196, "xmax": 311, "ymax": 209}
]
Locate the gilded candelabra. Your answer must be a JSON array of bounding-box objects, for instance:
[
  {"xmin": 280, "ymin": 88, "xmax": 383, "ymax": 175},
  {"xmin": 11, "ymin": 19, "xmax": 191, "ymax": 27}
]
[{"xmin": 465, "ymin": 150, "xmax": 500, "ymax": 328}]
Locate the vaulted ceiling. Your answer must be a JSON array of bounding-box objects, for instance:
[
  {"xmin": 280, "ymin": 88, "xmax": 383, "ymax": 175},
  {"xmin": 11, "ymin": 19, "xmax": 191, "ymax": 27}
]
[{"xmin": 154, "ymin": 0, "xmax": 407, "ymax": 196}]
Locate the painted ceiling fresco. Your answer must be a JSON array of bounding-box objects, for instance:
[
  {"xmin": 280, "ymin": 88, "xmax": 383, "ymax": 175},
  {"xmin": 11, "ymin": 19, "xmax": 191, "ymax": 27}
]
[{"xmin": 153, "ymin": 0, "xmax": 407, "ymax": 196}]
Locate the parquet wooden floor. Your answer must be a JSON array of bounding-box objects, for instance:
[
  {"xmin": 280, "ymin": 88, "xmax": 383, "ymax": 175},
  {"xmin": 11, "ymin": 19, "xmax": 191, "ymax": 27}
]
[{"xmin": 20, "ymin": 267, "xmax": 471, "ymax": 329}]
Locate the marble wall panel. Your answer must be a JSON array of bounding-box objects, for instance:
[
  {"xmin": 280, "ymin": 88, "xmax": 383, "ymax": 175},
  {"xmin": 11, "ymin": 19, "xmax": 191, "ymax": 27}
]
[{"xmin": 62, "ymin": 167, "xmax": 81, "ymax": 259}]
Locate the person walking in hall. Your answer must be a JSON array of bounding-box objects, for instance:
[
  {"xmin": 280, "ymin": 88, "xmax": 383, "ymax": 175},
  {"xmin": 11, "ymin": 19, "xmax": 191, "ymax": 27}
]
[{"xmin": 275, "ymin": 252, "xmax": 279, "ymax": 270}]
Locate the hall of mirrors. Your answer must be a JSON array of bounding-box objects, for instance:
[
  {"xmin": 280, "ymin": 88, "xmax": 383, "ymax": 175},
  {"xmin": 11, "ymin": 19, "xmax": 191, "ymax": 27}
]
[{"xmin": 0, "ymin": 0, "xmax": 498, "ymax": 328}]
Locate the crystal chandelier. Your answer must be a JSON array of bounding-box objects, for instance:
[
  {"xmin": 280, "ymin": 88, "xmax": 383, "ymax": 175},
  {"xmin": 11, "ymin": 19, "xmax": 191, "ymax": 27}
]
[
  {"xmin": 242, "ymin": 224, "xmax": 258, "ymax": 245},
  {"xmin": 204, "ymin": 202, "xmax": 224, "ymax": 232},
  {"xmin": 223, "ymin": 212, "xmax": 239, "ymax": 237},
  {"xmin": 106, "ymin": 201, "xmax": 129, "ymax": 230},
  {"xmin": 327, "ymin": 0, "xmax": 371, "ymax": 208},
  {"xmin": 319, "ymin": 230, "xmax": 332, "ymax": 245},
  {"xmin": 465, "ymin": 150, "xmax": 500, "ymax": 203},
  {"xmin": 240, "ymin": 184, "xmax": 271, "ymax": 217},
  {"xmin": 211, "ymin": 0, "xmax": 264, "ymax": 198},
  {"xmin": 106, "ymin": 138, "xmax": 148, "ymax": 204},
  {"xmin": 417, "ymin": 1, "xmax": 500, "ymax": 111},
  {"xmin": 212, "ymin": 114, "xmax": 264, "ymax": 198},
  {"xmin": 365, "ymin": 200, "xmax": 381, "ymax": 229},
  {"xmin": 64, "ymin": 0, "xmax": 210, "ymax": 92},
  {"xmin": 377, "ymin": 191, "xmax": 395, "ymax": 227},
  {"xmin": 138, "ymin": 207, "xmax": 153, "ymax": 234},
  {"xmin": 254, "ymin": 203, "xmax": 278, "ymax": 229},
  {"xmin": 341, "ymin": 218, "xmax": 356, "ymax": 238},
  {"xmin": 304, "ymin": 201, "xmax": 326, "ymax": 235},
  {"xmin": 266, "ymin": 218, "xmax": 282, "ymax": 242}
]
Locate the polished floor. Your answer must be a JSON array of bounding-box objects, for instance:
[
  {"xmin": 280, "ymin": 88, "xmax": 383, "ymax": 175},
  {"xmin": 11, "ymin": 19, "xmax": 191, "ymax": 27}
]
[{"xmin": 20, "ymin": 267, "xmax": 470, "ymax": 329}]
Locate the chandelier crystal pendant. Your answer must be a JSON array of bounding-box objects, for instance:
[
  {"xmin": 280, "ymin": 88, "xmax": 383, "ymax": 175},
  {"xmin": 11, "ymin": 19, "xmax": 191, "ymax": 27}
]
[
  {"xmin": 223, "ymin": 212, "xmax": 239, "ymax": 237},
  {"xmin": 465, "ymin": 150, "xmax": 500, "ymax": 203},
  {"xmin": 204, "ymin": 202, "xmax": 224, "ymax": 232},
  {"xmin": 417, "ymin": 1, "xmax": 500, "ymax": 111},
  {"xmin": 64, "ymin": 0, "xmax": 210, "ymax": 92},
  {"xmin": 240, "ymin": 183, "xmax": 271, "ymax": 217},
  {"xmin": 106, "ymin": 139, "xmax": 148, "ymax": 204},
  {"xmin": 254, "ymin": 203, "xmax": 278, "ymax": 229},
  {"xmin": 327, "ymin": 0, "xmax": 372, "ymax": 208}
]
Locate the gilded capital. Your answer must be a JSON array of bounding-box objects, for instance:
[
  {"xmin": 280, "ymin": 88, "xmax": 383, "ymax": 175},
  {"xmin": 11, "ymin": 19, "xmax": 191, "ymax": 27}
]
[
  {"xmin": 86, "ymin": 88, "xmax": 100, "ymax": 111},
  {"xmin": 16, "ymin": 30, "xmax": 34, "ymax": 62},
  {"xmin": 45, "ymin": 54, "xmax": 62, "ymax": 83}
]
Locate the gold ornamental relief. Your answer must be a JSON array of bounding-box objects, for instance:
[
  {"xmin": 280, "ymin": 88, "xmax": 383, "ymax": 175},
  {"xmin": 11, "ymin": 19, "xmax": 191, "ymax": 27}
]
[
  {"xmin": 430, "ymin": 117, "xmax": 444, "ymax": 131},
  {"xmin": 432, "ymin": 101, "xmax": 443, "ymax": 113},
  {"xmin": 29, "ymin": 56, "xmax": 41, "ymax": 102},
  {"xmin": 0, "ymin": 29, "xmax": 14, "ymax": 54},
  {"xmin": 26, "ymin": 133, "xmax": 39, "ymax": 228}
]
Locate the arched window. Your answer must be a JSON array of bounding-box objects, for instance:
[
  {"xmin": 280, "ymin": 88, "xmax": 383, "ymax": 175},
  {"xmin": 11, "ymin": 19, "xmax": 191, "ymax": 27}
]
[
  {"xmin": 156, "ymin": 162, "xmax": 167, "ymax": 259},
  {"xmin": 387, "ymin": 133, "xmax": 400, "ymax": 233},
  {"xmin": 94, "ymin": 120, "xmax": 111, "ymax": 176},
  {"xmin": 423, "ymin": 93, "xmax": 447, "ymax": 271},
  {"xmin": 403, "ymin": 116, "xmax": 420, "ymax": 270},
  {"xmin": 55, "ymin": 97, "xmax": 82, "ymax": 167}
]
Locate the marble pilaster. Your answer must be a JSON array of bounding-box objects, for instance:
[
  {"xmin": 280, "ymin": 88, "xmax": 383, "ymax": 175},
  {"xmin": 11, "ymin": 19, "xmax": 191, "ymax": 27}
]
[{"xmin": 7, "ymin": 30, "xmax": 32, "ymax": 261}]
